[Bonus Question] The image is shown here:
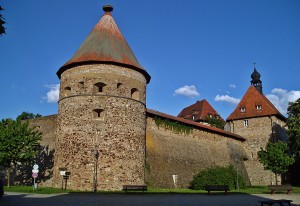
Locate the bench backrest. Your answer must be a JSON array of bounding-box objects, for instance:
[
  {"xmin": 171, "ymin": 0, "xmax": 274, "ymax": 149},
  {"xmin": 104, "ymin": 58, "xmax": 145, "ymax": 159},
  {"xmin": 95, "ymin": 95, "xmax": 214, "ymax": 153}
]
[
  {"xmin": 268, "ymin": 185, "xmax": 292, "ymax": 190},
  {"xmin": 205, "ymin": 185, "xmax": 229, "ymax": 190}
]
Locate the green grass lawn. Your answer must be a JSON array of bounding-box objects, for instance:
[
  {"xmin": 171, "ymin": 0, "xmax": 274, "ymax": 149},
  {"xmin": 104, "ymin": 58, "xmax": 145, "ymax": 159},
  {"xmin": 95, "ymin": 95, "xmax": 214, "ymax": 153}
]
[{"xmin": 4, "ymin": 185, "xmax": 300, "ymax": 195}]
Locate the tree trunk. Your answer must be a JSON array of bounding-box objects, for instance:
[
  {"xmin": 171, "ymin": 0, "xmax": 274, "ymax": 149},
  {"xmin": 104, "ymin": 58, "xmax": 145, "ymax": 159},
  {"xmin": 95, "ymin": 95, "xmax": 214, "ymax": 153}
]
[
  {"xmin": 275, "ymin": 173, "xmax": 278, "ymax": 185},
  {"xmin": 6, "ymin": 167, "xmax": 10, "ymax": 188}
]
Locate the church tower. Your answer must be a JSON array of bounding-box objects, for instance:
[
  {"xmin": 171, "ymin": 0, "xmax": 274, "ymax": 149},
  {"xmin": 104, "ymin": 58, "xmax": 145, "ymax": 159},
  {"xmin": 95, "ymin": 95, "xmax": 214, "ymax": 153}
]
[
  {"xmin": 225, "ymin": 65, "xmax": 287, "ymax": 185},
  {"xmin": 53, "ymin": 5, "xmax": 151, "ymax": 191}
]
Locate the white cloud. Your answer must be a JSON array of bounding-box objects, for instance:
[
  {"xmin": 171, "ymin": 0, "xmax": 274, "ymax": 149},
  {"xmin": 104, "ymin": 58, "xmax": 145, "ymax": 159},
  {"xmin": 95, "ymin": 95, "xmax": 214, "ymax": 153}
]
[
  {"xmin": 44, "ymin": 84, "xmax": 60, "ymax": 103},
  {"xmin": 266, "ymin": 88, "xmax": 300, "ymax": 115},
  {"xmin": 214, "ymin": 95, "xmax": 240, "ymax": 104},
  {"xmin": 229, "ymin": 84, "xmax": 236, "ymax": 89},
  {"xmin": 174, "ymin": 85, "xmax": 200, "ymax": 98}
]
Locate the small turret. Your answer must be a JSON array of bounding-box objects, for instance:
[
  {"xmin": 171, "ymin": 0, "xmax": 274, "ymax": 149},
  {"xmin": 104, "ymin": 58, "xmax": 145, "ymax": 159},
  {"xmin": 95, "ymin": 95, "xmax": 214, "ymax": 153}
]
[{"xmin": 250, "ymin": 63, "xmax": 263, "ymax": 94}]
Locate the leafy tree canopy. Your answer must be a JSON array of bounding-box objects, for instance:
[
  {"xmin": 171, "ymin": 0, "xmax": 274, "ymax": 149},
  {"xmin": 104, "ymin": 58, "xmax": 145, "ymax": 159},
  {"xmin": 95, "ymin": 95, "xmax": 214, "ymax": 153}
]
[
  {"xmin": 17, "ymin": 112, "xmax": 42, "ymax": 121},
  {"xmin": 258, "ymin": 141, "xmax": 294, "ymax": 182},
  {"xmin": 0, "ymin": 119, "xmax": 42, "ymax": 167},
  {"xmin": 204, "ymin": 115, "xmax": 225, "ymax": 129},
  {"xmin": 286, "ymin": 98, "xmax": 300, "ymax": 157},
  {"xmin": 0, "ymin": 6, "xmax": 5, "ymax": 35}
]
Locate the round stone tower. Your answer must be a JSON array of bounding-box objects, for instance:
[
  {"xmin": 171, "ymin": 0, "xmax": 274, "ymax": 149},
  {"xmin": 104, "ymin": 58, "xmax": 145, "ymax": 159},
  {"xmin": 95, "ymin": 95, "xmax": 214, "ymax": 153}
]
[{"xmin": 53, "ymin": 5, "xmax": 151, "ymax": 191}]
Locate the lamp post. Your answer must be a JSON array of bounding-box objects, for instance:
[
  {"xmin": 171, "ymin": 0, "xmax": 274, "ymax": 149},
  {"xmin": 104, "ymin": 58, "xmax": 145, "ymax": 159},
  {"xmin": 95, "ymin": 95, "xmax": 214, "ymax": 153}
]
[{"xmin": 92, "ymin": 147, "xmax": 99, "ymax": 192}]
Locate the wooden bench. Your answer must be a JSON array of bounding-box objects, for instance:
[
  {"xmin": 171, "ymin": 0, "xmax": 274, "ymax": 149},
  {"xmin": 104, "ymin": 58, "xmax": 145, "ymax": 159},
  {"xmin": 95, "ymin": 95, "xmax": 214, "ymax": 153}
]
[
  {"xmin": 204, "ymin": 185, "xmax": 229, "ymax": 194},
  {"xmin": 268, "ymin": 185, "xmax": 293, "ymax": 195},
  {"xmin": 123, "ymin": 185, "xmax": 147, "ymax": 193},
  {"xmin": 259, "ymin": 199, "xmax": 293, "ymax": 206}
]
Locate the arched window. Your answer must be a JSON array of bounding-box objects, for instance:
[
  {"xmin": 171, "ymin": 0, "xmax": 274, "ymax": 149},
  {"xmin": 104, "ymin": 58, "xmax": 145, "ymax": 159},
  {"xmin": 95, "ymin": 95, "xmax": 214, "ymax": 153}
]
[
  {"xmin": 92, "ymin": 109, "xmax": 105, "ymax": 120},
  {"xmin": 93, "ymin": 82, "xmax": 106, "ymax": 94},
  {"xmin": 117, "ymin": 83, "xmax": 122, "ymax": 89},
  {"xmin": 131, "ymin": 88, "xmax": 140, "ymax": 100},
  {"xmin": 63, "ymin": 87, "xmax": 71, "ymax": 97}
]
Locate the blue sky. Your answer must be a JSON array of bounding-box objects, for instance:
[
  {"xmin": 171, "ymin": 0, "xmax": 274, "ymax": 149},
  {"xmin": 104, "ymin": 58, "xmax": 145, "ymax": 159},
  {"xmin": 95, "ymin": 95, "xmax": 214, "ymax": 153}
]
[{"xmin": 1, "ymin": 0, "xmax": 300, "ymax": 120}]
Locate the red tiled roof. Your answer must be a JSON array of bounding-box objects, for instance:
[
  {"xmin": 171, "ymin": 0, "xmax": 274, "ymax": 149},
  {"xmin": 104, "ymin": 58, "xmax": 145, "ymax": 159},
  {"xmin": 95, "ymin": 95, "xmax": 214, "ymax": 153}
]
[
  {"xmin": 57, "ymin": 6, "xmax": 151, "ymax": 83},
  {"xmin": 147, "ymin": 108, "xmax": 245, "ymax": 141},
  {"xmin": 177, "ymin": 99, "xmax": 223, "ymax": 122},
  {"xmin": 226, "ymin": 85, "xmax": 286, "ymax": 121}
]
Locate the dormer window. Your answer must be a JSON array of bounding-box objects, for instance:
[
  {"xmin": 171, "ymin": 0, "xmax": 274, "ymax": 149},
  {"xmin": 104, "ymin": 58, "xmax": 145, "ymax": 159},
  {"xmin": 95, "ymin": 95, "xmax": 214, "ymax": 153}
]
[
  {"xmin": 192, "ymin": 114, "xmax": 195, "ymax": 120},
  {"xmin": 216, "ymin": 115, "xmax": 219, "ymax": 120},
  {"xmin": 209, "ymin": 114, "xmax": 213, "ymax": 118},
  {"xmin": 241, "ymin": 107, "xmax": 246, "ymax": 113},
  {"xmin": 256, "ymin": 105, "xmax": 262, "ymax": 110}
]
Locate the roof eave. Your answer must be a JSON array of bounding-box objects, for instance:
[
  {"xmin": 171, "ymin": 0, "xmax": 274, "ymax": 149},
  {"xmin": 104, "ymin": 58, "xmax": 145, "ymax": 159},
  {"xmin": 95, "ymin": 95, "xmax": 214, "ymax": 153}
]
[{"xmin": 56, "ymin": 60, "xmax": 151, "ymax": 83}]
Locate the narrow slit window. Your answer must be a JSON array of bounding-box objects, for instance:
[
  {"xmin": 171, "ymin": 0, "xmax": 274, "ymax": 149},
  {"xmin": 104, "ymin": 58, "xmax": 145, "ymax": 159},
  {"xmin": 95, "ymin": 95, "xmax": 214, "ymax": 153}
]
[
  {"xmin": 93, "ymin": 82, "xmax": 106, "ymax": 93},
  {"xmin": 63, "ymin": 87, "xmax": 71, "ymax": 97},
  {"xmin": 131, "ymin": 88, "xmax": 140, "ymax": 100},
  {"xmin": 93, "ymin": 109, "xmax": 105, "ymax": 120},
  {"xmin": 79, "ymin": 81, "xmax": 84, "ymax": 89}
]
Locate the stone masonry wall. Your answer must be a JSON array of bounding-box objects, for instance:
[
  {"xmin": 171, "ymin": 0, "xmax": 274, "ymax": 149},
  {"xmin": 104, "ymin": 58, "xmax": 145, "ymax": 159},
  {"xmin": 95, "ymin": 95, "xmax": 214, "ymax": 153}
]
[
  {"xmin": 228, "ymin": 116, "xmax": 287, "ymax": 185},
  {"xmin": 12, "ymin": 115, "xmax": 57, "ymax": 187},
  {"xmin": 146, "ymin": 117, "xmax": 248, "ymax": 188},
  {"xmin": 53, "ymin": 64, "xmax": 147, "ymax": 191}
]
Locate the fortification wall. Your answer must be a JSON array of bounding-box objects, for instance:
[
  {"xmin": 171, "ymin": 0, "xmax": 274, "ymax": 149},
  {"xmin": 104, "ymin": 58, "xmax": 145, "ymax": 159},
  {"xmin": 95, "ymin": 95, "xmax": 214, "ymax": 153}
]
[
  {"xmin": 145, "ymin": 117, "xmax": 248, "ymax": 188},
  {"xmin": 10, "ymin": 115, "xmax": 57, "ymax": 187}
]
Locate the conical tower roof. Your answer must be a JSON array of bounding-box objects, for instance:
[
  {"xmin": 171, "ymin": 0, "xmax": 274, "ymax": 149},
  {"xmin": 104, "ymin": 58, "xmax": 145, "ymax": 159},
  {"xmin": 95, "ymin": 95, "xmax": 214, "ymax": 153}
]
[{"xmin": 57, "ymin": 5, "xmax": 151, "ymax": 83}]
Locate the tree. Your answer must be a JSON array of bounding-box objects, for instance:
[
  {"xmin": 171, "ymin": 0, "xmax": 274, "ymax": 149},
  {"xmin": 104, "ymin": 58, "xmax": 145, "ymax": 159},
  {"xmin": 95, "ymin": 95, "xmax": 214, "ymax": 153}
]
[
  {"xmin": 286, "ymin": 98, "xmax": 300, "ymax": 157},
  {"xmin": 258, "ymin": 141, "xmax": 294, "ymax": 185},
  {"xmin": 17, "ymin": 112, "xmax": 42, "ymax": 121},
  {"xmin": 204, "ymin": 115, "xmax": 225, "ymax": 129},
  {"xmin": 0, "ymin": 6, "xmax": 5, "ymax": 35},
  {"xmin": 0, "ymin": 119, "xmax": 42, "ymax": 187}
]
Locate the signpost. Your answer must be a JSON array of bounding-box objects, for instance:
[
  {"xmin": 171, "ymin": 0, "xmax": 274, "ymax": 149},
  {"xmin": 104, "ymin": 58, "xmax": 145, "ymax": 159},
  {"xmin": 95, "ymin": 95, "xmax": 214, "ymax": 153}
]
[{"xmin": 32, "ymin": 163, "xmax": 39, "ymax": 190}]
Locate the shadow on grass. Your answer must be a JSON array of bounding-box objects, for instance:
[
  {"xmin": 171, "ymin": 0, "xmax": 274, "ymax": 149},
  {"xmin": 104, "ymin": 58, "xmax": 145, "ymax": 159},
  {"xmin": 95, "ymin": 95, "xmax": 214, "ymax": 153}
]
[{"xmin": 1, "ymin": 191, "xmax": 299, "ymax": 206}]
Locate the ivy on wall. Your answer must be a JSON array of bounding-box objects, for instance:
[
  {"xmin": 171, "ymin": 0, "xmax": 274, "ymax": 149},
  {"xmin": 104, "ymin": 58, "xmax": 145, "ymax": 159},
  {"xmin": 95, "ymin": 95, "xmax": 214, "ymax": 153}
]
[{"xmin": 154, "ymin": 117, "xmax": 192, "ymax": 135}]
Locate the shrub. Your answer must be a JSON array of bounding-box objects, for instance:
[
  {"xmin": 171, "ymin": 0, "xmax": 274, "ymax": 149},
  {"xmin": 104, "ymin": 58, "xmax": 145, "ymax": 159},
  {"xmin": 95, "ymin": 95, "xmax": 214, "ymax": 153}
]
[{"xmin": 190, "ymin": 165, "xmax": 246, "ymax": 190}]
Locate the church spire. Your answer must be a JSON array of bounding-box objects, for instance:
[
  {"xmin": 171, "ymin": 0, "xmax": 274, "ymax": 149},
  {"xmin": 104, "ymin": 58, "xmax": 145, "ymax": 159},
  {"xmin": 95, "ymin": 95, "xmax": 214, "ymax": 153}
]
[{"xmin": 250, "ymin": 63, "xmax": 263, "ymax": 94}]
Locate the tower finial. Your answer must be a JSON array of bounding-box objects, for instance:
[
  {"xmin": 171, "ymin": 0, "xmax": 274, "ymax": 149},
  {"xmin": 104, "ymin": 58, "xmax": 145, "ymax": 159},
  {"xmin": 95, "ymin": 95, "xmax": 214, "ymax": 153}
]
[
  {"xmin": 103, "ymin": 5, "xmax": 113, "ymax": 13},
  {"xmin": 254, "ymin": 62, "xmax": 256, "ymax": 70}
]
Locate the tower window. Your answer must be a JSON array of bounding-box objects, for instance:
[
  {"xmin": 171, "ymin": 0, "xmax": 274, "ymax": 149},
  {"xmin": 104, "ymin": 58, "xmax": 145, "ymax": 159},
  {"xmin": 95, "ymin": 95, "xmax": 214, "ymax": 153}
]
[
  {"xmin": 241, "ymin": 107, "xmax": 246, "ymax": 113},
  {"xmin": 93, "ymin": 82, "xmax": 106, "ymax": 93},
  {"xmin": 256, "ymin": 105, "xmax": 262, "ymax": 110},
  {"xmin": 63, "ymin": 87, "xmax": 71, "ymax": 97},
  {"xmin": 92, "ymin": 109, "xmax": 105, "ymax": 120},
  {"xmin": 79, "ymin": 81, "xmax": 84, "ymax": 89},
  {"xmin": 244, "ymin": 120, "xmax": 249, "ymax": 127},
  {"xmin": 131, "ymin": 88, "xmax": 140, "ymax": 100}
]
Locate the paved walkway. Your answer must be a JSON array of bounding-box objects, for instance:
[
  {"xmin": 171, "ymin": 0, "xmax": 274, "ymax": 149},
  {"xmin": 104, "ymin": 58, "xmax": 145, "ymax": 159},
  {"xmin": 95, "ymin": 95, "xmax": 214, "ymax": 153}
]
[{"xmin": 1, "ymin": 192, "xmax": 300, "ymax": 206}]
